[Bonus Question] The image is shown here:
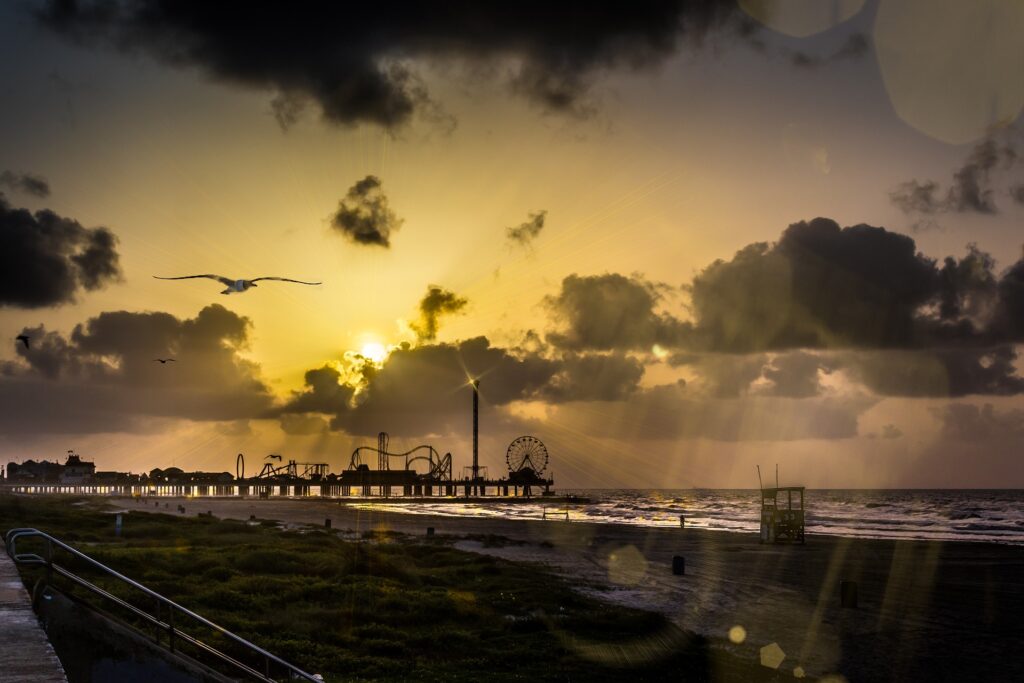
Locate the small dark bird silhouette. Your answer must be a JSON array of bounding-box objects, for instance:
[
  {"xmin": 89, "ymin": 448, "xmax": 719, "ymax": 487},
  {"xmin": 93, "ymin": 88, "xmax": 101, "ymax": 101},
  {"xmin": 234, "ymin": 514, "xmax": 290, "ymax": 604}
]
[
  {"xmin": 265, "ymin": 454, "xmax": 283, "ymax": 461},
  {"xmin": 153, "ymin": 358, "xmax": 176, "ymax": 364},
  {"xmin": 15, "ymin": 334, "xmax": 29, "ymax": 350}
]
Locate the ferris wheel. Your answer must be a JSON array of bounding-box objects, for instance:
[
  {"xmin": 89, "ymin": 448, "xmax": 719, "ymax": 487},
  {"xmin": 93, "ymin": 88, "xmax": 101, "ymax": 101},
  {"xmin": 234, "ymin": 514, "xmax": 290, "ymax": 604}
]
[{"xmin": 505, "ymin": 436, "xmax": 549, "ymax": 476}]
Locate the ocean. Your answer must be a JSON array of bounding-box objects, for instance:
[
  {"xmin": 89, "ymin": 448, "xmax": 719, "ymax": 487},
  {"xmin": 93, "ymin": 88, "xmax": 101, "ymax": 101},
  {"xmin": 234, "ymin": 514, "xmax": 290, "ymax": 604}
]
[{"xmin": 349, "ymin": 489, "xmax": 1024, "ymax": 545}]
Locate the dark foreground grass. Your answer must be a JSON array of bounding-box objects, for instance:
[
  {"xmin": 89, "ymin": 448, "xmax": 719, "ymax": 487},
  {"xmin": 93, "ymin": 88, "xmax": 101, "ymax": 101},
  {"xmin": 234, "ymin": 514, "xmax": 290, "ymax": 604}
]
[{"xmin": 1, "ymin": 495, "xmax": 784, "ymax": 682}]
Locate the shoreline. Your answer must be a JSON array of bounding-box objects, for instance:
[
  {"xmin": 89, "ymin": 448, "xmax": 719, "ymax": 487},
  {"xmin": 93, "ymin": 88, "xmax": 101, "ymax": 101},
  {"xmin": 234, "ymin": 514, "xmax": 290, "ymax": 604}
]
[{"xmin": 114, "ymin": 495, "xmax": 1024, "ymax": 682}]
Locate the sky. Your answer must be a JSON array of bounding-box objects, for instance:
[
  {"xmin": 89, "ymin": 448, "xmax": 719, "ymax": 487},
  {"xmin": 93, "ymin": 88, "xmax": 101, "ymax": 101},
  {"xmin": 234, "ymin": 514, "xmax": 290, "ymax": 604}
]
[{"xmin": 2, "ymin": 0, "xmax": 1024, "ymax": 488}]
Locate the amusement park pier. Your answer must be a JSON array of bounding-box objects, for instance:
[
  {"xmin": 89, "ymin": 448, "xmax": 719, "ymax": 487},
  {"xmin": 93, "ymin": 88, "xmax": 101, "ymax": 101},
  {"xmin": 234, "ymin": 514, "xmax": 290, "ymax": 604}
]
[{"xmin": 2, "ymin": 381, "xmax": 576, "ymax": 502}]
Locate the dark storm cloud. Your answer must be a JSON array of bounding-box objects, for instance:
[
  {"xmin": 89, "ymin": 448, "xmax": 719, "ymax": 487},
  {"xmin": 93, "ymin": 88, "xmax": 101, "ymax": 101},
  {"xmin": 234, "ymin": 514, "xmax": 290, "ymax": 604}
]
[
  {"xmin": 844, "ymin": 346, "xmax": 1024, "ymax": 398},
  {"xmin": 542, "ymin": 218, "xmax": 1024, "ymax": 396},
  {"xmin": 1011, "ymin": 184, "xmax": 1024, "ymax": 205},
  {"xmin": 329, "ymin": 175, "xmax": 403, "ymax": 247},
  {"xmin": 669, "ymin": 352, "xmax": 766, "ymax": 398},
  {"xmin": 279, "ymin": 413, "xmax": 329, "ymax": 436},
  {"xmin": 545, "ymin": 273, "xmax": 691, "ymax": 351},
  {"xmin": 991, "ymin": 257, "xmax": 1024, "ymax": 341},
  {"xmin": 935, "ymin": 245, "xmax": 998, "ymax": 322},
  {"xmin": 280, "ymin": 337, "xmax": 648, "ymax": 437},
  {"xmin": 506, "ymin": 210, "xmax": 547, "ymax": 247},
  {"xmin": 760, "ymin": 351, "xmax": 831, "ymax": 398},
  {"xmin": 281, "ymin": 337, "xmax": 558, "ymax": 436},
  {"xmin": 35, "ymin": 0, "xmax": 752, "ymax": 129},
  {"xmin": 411, "ymin": 286, "xmax": 468, "ymax": 342},
  {"xmin": 0, "ymin": 194, "xmax": 123, "ymax": 308},
  {"xmin": 0, "ymin": 171, "xmax": 50, "ymax": 198},
  {"xmin": 931, "ymin": 403, "xmax": 1024, "ymax": 442},
  {"xmin": 540, "ymin": 353, "xmax": 644, "ymax": 402},
  {"xmin": 687, "ymin": 218, "xmax": 937, "ymax": 351},
  {"xmin": 891, "ymin": 134, "xmax": 1019, "ymax": 216},
  {"xmin": 683, "ymin": 218, "xmax": 1024, "ymax": 354},
  {"xmin": 0, "ymin": 305, "xmax": 273, "ymax": 433}
]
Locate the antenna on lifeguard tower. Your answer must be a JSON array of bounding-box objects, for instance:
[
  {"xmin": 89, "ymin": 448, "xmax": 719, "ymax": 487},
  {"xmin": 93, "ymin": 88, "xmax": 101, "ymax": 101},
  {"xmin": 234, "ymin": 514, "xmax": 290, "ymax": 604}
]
[
  {"xmin": 757, "ymin": 465, "xmax": 763, "ymax": 491},
  {"xmin": 776, "ymin": 464, "xmax": 779, "ymax": 489}
]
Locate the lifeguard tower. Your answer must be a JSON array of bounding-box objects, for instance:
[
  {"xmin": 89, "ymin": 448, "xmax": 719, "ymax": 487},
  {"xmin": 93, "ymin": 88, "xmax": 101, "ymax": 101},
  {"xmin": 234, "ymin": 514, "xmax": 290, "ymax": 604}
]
[{"xmin": 758, "ymin": 466, "xmax": 805, "ymax": 544}]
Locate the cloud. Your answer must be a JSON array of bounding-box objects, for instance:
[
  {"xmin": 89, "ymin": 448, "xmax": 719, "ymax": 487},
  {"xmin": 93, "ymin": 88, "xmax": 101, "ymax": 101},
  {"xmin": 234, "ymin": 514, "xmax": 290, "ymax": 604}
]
[
  {"xmin": 506, "ymin": 210, "xmax": 547, "ymax": 247},
  {"xmin": 34, "ymin": 1, "xmax": 754, "ymax": 130},
  {"xmin": 890, "ymin": 134, "xmax": 1020, "ymax": 216},
  {"xmin": 537, "ymin": 219, "xmax": 1024, "ymax": 397},
  {"xmin": 329, "ymin": 175, "xmax": 403, "ymax": 247},
  {"xmin": 931, "ymin": 403, "xmax": 1024, "ymax": 442},
  {"xmin": 880, "ymin": 423, "xmax": 902, "ymax": 439},
  {"xmin": 1012, "ymin": 184, "xmax": 1024, "ymax": 205},
  {"xmin": 280, "ymin": 332, "xmax": 868, "ymax": 442},
  {"xmin": 935, "ymin": 244, "xmax": 998, "ymax": 322},
  {"xmin": 682, "ymin": 218, "xmax": 1024, "ymax": 353},
  {"xmin": 550, "ymin": 382, "xmax": 871, "ymax": 442},
  {"xmin": 539, "ymin": 353, "xmax": 644, "ymax": 402},
  {"xmin": 992, "ymin": 256, "xmax": 1024, "ymax": 341},
  {"xmin": 759, "ymin": 351, "xmax": 832, "ymax": 398},
  {"xmin": 0, "ymin": 171, "xmax": 50, "ymax": 198},
  {"xmin": 281, "ymin": 336, "xmax": 557, "ymax": 436},
  {"xmin": 545, "ymin": 273, "xmax": 691, "ymax": 351},
  {"xmin": 843, "ymin": 346, "xmax": 1024, "ymax": 398},
  {"xmin": 0, "ymin": 194, "xmax": 123, "ymax": 308},
  {"xmin": 669, "ymin": 352, "xmax": 767, "ymax": 398},
  {"xmin": 410, "ymin": 286, "xmax": 468, "ymax": 342},
  {"xmin": 280, "ymin": 336, "xmax": 650, "ymax": 437},
  {"xmin": 279, "ymin": 413, "xmax": 329, "ymax": 436},
  {"xmin": 687, "ymin": 218, "xmax": 937, "ymax": 351},
  {"xmin": 0, "ymin": 305, "xmax": 273, "ymax": 433},
  {"xmin": 787, "ymin": 33, "xmax": 870, "ymax": 69}
]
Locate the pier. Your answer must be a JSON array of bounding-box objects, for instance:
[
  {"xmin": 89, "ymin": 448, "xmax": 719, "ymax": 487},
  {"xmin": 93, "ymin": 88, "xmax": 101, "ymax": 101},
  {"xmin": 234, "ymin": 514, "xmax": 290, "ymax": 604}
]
[{"xmin": 2, "ymin": 382, "xmax": 561, "ymax": 502}]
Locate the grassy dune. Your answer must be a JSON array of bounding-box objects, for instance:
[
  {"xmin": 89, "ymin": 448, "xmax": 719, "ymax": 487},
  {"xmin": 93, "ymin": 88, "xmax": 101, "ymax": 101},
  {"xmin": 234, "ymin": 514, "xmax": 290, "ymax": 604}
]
[{"xmin": 1, "ymin": 495, "xmax": 784, "ymax": 682}]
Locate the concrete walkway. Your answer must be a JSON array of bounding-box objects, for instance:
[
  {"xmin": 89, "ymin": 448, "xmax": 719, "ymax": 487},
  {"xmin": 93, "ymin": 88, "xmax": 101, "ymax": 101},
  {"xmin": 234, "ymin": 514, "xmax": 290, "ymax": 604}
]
[{"xmin": 0, "ymin": 545, "xmax": 67, "ymax": 682}]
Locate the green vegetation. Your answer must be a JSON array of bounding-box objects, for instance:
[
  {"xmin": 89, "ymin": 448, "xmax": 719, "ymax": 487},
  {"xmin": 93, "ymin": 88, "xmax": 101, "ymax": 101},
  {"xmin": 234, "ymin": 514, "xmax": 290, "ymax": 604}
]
[{"xmin": 1, "ymin": 495, "xmax": 782, "ymax": 682}]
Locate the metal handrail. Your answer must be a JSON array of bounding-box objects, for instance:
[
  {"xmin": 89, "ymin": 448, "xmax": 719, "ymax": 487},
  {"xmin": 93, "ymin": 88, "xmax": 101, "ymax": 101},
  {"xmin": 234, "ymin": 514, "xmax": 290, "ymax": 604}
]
[{"xmin": 4, "ymin": 528, "xmax": 321, "ymax": 682}]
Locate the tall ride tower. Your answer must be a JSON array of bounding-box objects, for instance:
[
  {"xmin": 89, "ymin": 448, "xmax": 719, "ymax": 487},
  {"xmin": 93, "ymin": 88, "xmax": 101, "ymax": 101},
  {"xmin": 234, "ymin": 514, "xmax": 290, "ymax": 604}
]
[{"xmin": 472, "ymin": 380, "xmax": 480, "ymax": 493}]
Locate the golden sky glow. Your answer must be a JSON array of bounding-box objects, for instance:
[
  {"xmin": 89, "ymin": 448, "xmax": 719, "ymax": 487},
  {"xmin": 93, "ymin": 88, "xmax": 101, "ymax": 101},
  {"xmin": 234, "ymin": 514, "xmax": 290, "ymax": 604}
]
[{"xmin": 1, "ymin": 1, "xmax": 1023, "ymax": 487}]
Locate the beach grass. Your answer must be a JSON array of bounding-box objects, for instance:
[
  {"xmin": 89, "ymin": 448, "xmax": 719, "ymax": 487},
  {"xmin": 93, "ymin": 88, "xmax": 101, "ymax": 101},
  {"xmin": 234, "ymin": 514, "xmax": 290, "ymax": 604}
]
[{"xmin": 0, "ymin": 494, "xmax": 785, "ymax": 682}]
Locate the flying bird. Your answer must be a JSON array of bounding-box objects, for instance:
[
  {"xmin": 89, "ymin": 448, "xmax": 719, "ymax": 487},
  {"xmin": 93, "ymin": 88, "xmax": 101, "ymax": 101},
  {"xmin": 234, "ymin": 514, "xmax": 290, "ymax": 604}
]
[
  {"xmin": 15, "ymin": 334, "xmax": 29, "ymax": 349},
  {"xmin": 265, "ymin": 454, "xmax": 282, "ymax": 461},
  {"xmin": 153, "ymin": 274, "xmax": 321, "ymax": 295},
  {"xmin": 153, "ymin": 358, "xmax": 176, "ymax": 364}
]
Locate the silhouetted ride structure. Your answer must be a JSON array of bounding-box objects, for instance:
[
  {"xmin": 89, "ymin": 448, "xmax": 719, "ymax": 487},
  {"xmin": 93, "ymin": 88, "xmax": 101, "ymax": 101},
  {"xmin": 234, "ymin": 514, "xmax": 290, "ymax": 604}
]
[{"xmin": 3, "ymin": 380, "xmax": 558, "ymax": 500}]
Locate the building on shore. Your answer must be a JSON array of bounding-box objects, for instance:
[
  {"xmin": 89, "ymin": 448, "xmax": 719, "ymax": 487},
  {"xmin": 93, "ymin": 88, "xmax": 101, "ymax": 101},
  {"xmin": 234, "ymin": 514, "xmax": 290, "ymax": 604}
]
[{"xmin": 5, "ymin": 451, "xmax": 96, "ymax": 484}]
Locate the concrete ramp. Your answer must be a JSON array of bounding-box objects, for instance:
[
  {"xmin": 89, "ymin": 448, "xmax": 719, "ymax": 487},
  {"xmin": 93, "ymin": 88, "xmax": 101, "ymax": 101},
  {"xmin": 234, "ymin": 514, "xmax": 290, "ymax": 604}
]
[{"xmin": 0, "ymin": 545, "xmax": 67, "ymax": 682}]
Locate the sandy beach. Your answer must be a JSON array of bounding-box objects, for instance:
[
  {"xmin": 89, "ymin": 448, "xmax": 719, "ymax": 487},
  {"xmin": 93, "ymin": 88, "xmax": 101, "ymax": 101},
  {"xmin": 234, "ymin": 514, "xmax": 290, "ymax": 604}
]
[{"xmin": 123, "ymin": 496, "xmax": 1024, "ymax": 682}]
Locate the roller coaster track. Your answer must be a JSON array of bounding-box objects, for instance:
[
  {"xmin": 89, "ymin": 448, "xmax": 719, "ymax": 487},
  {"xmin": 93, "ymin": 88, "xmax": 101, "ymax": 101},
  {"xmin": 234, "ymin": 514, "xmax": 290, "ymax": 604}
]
[{"xmin": 349, "ymin": 433, "xmax": 452, "ymax": 482}]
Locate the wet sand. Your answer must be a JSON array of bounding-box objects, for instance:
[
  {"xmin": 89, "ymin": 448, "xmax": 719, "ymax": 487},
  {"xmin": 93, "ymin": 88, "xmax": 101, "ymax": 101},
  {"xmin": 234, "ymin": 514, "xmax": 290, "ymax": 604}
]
[{"xmin": 127, "ymin": 496, "xmax": 1024, "ymax": 682}]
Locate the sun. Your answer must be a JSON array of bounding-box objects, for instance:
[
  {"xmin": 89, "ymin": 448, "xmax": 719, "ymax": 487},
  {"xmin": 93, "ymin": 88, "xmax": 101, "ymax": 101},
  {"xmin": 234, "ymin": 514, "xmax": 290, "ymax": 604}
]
[{"xmin": 360, "ymin": 341, "xmax": 388, "ymax": 364}]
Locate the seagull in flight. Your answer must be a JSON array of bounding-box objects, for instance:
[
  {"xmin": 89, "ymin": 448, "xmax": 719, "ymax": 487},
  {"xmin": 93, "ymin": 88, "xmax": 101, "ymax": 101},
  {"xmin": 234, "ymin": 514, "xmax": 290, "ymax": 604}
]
[
  {"xmin": 153, "ymin": 274, "xmax": 321, "ymax": 295},
  {"xmin": 15, "ymin": 334, "xmax": 29, "ymax": 349},
  {"xmin": 153, "ymin": 358, "xmax": 176, "ymax": 364},
  {"xmin": 265, "ymin": 454, "xmax": 283, "ymax": 461}
]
